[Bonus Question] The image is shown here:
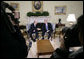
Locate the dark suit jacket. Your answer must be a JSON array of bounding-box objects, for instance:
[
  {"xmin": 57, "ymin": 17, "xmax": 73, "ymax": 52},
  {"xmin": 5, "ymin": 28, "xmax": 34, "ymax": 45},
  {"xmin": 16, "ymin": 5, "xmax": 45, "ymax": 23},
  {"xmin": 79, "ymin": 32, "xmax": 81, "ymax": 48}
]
[
  {"xmin": 42, "ymin": 23, "xmax": 53, "ymax": 32},
  {"xmin": 29, "ymin": 23, "xmax": 38, "ymax": 33}
]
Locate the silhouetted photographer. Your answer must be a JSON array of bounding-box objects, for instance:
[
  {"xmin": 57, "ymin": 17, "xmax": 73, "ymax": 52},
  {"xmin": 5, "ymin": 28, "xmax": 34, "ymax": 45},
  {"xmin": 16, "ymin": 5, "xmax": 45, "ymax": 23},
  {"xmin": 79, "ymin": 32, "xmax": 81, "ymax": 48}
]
[
  {"xmin": 1, "ymin": 1, "xmax": 28, "ymax": 58},
  {"xmin": 51, "ymin": 15, "xmax": 83, "ymax": 58}
]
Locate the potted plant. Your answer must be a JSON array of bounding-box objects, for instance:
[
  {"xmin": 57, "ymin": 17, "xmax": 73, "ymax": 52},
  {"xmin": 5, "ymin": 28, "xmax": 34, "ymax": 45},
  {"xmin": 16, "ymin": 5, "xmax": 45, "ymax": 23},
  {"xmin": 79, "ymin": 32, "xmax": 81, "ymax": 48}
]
[
  {"xmin": 35, "ymin": 12, "xmax": 42, "ymax": 16},
  {"xmin": 27, "ymin": 12, "xmax": 33, "ymax": 17},
  {"xmin": 27, "ymin": 11, "xmax": 49, "ymax": 17},
  {"xmin": 42, "ymin": 11, "xmax": 49, "ymax": 16}
]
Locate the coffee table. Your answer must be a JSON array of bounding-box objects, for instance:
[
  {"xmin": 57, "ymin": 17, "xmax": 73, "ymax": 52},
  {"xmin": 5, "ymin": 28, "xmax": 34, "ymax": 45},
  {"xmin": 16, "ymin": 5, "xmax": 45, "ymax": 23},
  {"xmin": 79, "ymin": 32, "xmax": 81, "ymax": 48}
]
[{"xmin": 37, "ymin": 40, "xmax": 54, "ymax": 58}]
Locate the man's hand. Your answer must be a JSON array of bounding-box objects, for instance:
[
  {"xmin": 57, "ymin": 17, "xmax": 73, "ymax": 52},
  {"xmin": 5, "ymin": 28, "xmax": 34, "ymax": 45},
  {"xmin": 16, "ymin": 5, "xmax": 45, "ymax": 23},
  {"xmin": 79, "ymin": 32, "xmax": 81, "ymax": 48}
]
[
  {"xmin": 37, "ymin": 28, "xmax": 41, "ymax": 30},
  {"xmin": 47, "ymin": 30, "xmax": 50, "ymax": 32}
]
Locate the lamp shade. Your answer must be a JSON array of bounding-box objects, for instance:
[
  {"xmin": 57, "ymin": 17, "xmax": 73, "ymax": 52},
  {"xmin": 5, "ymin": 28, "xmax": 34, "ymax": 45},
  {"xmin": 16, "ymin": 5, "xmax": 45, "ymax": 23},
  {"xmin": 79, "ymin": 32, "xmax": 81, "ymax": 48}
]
[{"xmin": 67, "ymin": 14, "xmax": 76, "ymax": 22}]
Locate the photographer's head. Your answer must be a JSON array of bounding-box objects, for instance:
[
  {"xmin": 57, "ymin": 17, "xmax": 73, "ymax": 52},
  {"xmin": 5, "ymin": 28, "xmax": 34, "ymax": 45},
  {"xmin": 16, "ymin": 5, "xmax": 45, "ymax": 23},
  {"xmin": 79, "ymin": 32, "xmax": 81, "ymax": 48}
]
[
  {"xmin": 1, "ymin": 2, "xmax": 15, "ymax": 13},
  {"xmin": 77, "ymin": 15, "xmax": 83, "ymax": 45},
  {"xmin": 60, "ymin": 15, "xmax": 83, "ymax": 50}
]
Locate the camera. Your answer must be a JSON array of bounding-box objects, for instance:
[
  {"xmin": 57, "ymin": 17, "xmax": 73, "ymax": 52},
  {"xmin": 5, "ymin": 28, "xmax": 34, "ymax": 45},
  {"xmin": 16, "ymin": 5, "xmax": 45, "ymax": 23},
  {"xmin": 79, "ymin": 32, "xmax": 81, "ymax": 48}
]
[{"xmin": 63, "ymin": 24, "xmax": 81, "ymax": 49}]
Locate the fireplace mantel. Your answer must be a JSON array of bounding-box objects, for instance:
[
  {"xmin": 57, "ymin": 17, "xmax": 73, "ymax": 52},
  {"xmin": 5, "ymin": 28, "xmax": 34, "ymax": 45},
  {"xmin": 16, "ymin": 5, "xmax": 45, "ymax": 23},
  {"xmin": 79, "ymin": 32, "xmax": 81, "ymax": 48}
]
[{"xmin": 27, "ymin": 16, "xmax": 51, "ymax": 24}]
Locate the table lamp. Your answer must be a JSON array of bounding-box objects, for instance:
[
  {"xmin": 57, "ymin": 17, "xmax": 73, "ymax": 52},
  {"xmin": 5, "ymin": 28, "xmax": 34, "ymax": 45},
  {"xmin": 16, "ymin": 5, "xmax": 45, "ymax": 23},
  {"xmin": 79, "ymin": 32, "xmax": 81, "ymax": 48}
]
[{"xmin": 67, "ymin": 14, "xmax": 76, "ymax": 25}]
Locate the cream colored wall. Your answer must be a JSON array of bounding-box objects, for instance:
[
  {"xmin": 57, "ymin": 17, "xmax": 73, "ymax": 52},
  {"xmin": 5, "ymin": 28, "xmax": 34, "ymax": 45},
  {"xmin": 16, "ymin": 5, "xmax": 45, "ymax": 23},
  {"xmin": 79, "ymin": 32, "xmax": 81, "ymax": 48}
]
[
  {"xmin": 43, "ymin": 1, "xmax": 83, "ymax": 26},
  {"xmin": 4, "ymin": 1, "xmax": 83, "ymax": 26}
]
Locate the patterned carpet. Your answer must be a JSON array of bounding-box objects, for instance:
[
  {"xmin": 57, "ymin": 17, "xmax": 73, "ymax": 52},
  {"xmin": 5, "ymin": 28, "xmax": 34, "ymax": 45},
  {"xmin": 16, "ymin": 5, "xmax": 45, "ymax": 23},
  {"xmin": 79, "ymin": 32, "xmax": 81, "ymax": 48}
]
[{"xmin": 26, "ymin": 37, "xmax": 61, "ymax": 58}]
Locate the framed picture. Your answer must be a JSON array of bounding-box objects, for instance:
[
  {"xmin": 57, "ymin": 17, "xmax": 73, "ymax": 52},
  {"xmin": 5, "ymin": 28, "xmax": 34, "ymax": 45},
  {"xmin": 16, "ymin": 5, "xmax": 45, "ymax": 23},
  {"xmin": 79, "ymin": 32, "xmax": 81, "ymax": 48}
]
[
  {"xmin": 10, "ymin": 3, "xmax": 19, "ymax": 11},
  {"xmin": 55, "ymin": 6, "xmax": 66, "ymax": 15},
  {"xmin": 32, "ymin": 1, "xmax": 43, "ymax": 12}
]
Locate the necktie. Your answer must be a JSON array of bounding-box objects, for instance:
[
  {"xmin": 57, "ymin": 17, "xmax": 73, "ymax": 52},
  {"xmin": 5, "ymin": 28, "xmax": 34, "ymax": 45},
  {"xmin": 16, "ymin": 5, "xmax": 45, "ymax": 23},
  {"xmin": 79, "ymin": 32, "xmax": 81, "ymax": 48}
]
[
  {"xmin": 46, "ymin": 24, "xmax": 48, "ymax": 31},
  {"xmin": 34, "ymin": 24, "xmax": 36, "ymax": 27}
]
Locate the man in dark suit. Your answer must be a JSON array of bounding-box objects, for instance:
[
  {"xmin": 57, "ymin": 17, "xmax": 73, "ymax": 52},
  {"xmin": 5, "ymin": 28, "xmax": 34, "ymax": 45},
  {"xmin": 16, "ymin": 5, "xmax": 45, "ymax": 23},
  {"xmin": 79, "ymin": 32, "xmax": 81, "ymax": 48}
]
[
  {"xmin": 28, "ymin": 20, "xmax": 39, "ymax": 42},
  {"xmin": 42, "ymin": 19, "xmax": 53, "ymax": 39}
]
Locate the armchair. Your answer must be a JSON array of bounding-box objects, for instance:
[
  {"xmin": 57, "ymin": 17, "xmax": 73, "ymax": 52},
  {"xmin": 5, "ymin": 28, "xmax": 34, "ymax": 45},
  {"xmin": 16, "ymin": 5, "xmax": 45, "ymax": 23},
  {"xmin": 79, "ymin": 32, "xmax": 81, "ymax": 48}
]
[{"xmin": 54, "ymin": 24, "xmax": 65, "ymax": 38}]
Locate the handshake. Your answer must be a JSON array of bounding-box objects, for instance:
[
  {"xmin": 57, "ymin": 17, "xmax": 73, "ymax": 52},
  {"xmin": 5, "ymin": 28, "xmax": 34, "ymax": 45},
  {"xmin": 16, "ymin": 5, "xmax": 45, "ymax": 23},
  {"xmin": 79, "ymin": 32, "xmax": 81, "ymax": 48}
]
[
  {"xmin": 37, "ymin": 28, "xmax": 41, "ymax": 30},
  {"xmin": 33, "ymin": 28, "xmax": 41, "ymax": 32},
  {"xmin": 46, "ymin": 30, "xmax": 50, "ymax": 32}
]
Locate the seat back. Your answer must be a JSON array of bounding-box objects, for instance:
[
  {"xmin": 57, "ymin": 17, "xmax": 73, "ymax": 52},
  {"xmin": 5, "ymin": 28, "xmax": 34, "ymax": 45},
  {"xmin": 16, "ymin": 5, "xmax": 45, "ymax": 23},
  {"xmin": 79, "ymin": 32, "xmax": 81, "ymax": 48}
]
[{"xmin": 52, "ymin": 23, "xmax": 55, "ymax": 31}]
